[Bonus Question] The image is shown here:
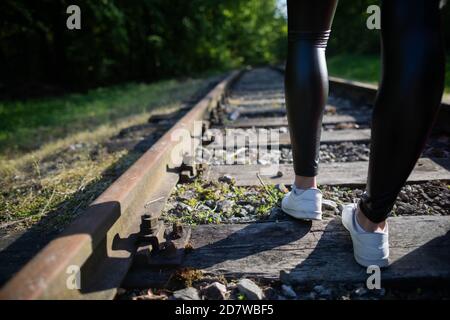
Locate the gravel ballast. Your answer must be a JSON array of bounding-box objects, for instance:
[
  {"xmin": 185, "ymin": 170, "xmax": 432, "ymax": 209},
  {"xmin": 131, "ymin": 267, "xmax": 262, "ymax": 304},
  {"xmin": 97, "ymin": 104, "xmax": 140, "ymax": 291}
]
[{"xmin": 162, "ymin": 179, "xmax": 449, "ymax": 225}]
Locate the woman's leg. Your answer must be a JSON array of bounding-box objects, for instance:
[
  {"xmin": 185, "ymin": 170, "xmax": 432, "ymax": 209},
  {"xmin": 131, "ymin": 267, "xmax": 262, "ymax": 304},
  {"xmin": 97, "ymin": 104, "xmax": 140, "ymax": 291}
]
[
  {"xmin": 358, "ymin": 0, "xmax": 445, "ymax": 230},
  {"xmin": 284, "ymin": 0, "xmax": 338, "ymax": 188},
  {"xmin": 281, "ymin": 0, "xmax": 338, "ymax": 220}
]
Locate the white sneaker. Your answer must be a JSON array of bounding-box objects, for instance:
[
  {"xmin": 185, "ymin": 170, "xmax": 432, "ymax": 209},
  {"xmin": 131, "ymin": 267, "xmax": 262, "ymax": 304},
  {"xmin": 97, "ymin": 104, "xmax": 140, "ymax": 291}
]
[
  {"xmin": 341, "ymin": 203, "xmax": 389, "ymax": 268},
  {"xmin": 281, "ymin": 187, "xmax": 322, "ymax": 221}
]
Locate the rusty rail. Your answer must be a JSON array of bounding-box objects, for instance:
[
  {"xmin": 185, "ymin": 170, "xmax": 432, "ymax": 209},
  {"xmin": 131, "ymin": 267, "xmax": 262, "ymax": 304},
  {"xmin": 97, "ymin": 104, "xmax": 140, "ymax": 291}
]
[
  {"xmin": 0, "ymin": 70, "xmax": 241, "ymax": 300},
  {"xmin": 272, "ymin": 65, "xmax": 450, "ymax": 134},
  {"xmin": 328, "ymin": 76, "xmax": 450, "ymax": 134}
]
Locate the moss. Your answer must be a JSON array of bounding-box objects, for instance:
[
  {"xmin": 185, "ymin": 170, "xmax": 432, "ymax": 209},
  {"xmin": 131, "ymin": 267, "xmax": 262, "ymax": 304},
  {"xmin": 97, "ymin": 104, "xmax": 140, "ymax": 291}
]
[{"xmin": 168, "ymin": 268, "xmax": 204, "ymax": 289}]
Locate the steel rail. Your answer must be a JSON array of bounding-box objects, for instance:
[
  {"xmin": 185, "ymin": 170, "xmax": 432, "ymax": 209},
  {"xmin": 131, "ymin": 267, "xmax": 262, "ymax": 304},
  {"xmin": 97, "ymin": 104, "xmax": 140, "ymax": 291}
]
[
  {"xmin": 271, "ymin": 65, "xmax": 450, "ymax": 134},
  {"xmin": 328, "ymin": 76, "xmax": 450, "ymax": 134},
  {"xmin": 0, "ymin": 70, "xmax": 241, "ymax": 300}
]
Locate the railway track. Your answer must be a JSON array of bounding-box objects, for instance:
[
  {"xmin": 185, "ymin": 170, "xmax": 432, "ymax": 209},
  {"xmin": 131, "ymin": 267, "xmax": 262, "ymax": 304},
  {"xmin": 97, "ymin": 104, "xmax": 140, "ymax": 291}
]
[{"xmin": 1, "ymin": 67, "xmax": 449, "ymax": 300}]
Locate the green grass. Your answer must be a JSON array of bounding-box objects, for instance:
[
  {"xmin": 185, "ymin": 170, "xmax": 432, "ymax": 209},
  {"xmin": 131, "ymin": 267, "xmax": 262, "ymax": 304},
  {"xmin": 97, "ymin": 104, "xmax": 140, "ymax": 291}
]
[
  {"xmin": 328, "ymin": 54, "xmax": 380, "ymax": 85},
  {"xmin": 0, "ymin": 74, "xmax": 216, "ymax": 228},
  {"xmin": 0, "ymin": 78, "xmax": 207, "ymax": 156},
  {"xmin": 327, "ymin": 54, "xmax": 450, "ymax": 93}
]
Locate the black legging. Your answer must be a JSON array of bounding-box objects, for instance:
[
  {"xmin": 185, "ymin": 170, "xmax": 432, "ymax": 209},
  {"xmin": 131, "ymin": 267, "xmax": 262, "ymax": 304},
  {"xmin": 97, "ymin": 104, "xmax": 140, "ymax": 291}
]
[{"xmin": 285, "ymin": 0, "xmax": 445, "ymax": 223}]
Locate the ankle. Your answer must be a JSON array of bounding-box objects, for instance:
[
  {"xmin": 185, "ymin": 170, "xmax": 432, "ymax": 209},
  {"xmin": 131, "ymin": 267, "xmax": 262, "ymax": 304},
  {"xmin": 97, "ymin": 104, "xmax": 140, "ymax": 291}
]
[
  {"xmin": 356, "ymin": 205, "xmax": 386, "ymax": 233},
  {"xmin": 294, "ymin": 175, "xmax": 317, "ymax": 189}
]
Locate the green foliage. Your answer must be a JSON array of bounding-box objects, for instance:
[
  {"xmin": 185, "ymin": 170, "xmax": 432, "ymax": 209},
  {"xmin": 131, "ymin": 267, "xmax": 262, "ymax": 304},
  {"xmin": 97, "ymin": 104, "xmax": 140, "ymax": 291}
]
[
  {"xmin": 3, "ymin": 0, "xmax": 450, "ymax": 91},
  {"xmin": 0, "ymin": 0, "xmax": 286, "ymax": 91},
  {"xmin": 328, "ymin": 54, "xmax": 380, "ymax": 84},
  {"xmin": 328, "ymin": 0, "xmax": 380, "ymax": 55},
  {"xmin": 328, "ymin": 0, "xmax": 450, "ymax": 56}
]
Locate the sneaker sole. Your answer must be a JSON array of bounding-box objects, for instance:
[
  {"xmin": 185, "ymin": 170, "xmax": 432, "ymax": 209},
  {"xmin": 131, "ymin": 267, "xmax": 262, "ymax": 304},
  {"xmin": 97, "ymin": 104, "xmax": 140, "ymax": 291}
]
[
  {"xmin": 354, "ymin": 252, "xmax": 390, "ymax": 268},
  {"xmin": 281, "ymin": 206, "xmax": 322, "ymax": 221}
]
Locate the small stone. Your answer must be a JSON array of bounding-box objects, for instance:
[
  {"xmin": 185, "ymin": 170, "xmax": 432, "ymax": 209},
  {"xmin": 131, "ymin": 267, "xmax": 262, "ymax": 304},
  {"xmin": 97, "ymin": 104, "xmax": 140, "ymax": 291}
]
[
  {"xmin": 116, "ymin": 288, "xmax": 126, "ymax": 295},
  {"xmin": 217, "ymin": 199, "xmax": 234, "ymax": 214},
  {"xmin": 313, "ymin": 285, "xmax": 325, "ymax": 294},
  {"xmin": 235, "ymin": 208, "xmax": 248, "ymax": 217},
  {"xmin": 401, "ymin": 203, "xmax": 415, "ymax": 214},
  {"xmin": 172, "ymin": 287, "xmax": 201, "ymax": 300},
  {"xmin": 237, "ymin": 279, "xmax": 265, "ymax": 300},
  {"xmin": 210, "ymin": 213, "xmax": 222, "ymax": 223},
  {"xmin": 304, "ymin": 292, "xmax": 316, "ymax": 300},
  {"xmin": 322, "ymin": 199, "xmax": 338, "ymax": 211},
  {"xmin": 276, "ymin": 183, "xmax": 289, "ymax": 193},
  {"xmin": 178, "ymin": 202, "xmax": 193, "ymax": 212},
  {"xmin": 219, "ymin": 175, "xmax": 234, "ymax": 184},
  {"xmin": 326, "ymin": 105, "xmax": 337, "ymax": 114},
  {"xmin": 359, "ymin": 155, "xmax": 370, "ymax": 161},
  {"xmin": 263, "ymin": 287, "xmax": 278, "ymax": 300},
  {"xmin": 319, "ymin": 288, "xmax": 332, "ymax": 297},
  {"xmin": 227, "ymin": 282, "xmax": 238, "ymax": 290},
  {"xmin": 269, "ymin": 207, "xmax": 284, "ymax": 220},
  {"xmin": 399, "ymin": 191, "xmax": 409, "ymax": 201},
  {"xmin": 229, "ymin": 110, "xmax": 240, "ymax": 121},
  {"xmin": 377, "ymin": 288, "xmax": 386, "ymax": 297},
  {"xmin": 243, "ymin": 204, "xmax": 255, "ymax": 214},
  {"xmin": 421, "ymin": 191, "xmax": 432, "ymax": 201},
  {"xmin": 172, "ymin": 222, "xmax": 183, "ymax": 239},
  {"xmin": 133, "ymin": 289, "xmax": 168, "ymax": 300},
  {"xmin": 354, "ymin": 287, "xmax": 367, "ymax": 296},
  {"xmin": 179, "ymin": 189, "xmax": 196, "ymax": 201},
  {"xmin": 313, "ymin": 285, "xmax": 323, "ymax": 292},
  {"xmin": 197, "ymin": 204, "xmax": 212, "ymax": 211},
  {"xmin": 205, "ymin": 200, "xmax": 216, "ymax": 208},
  {"xmin": 201, "ymin": 282, "xmax": 228, "ymax": 300},
  {"xmin": 313, "ymin": 285, "xmax": 332, "ymax": 297},
  {"xmin": 281, "ymin": 285, "xmax": 297, "ymax": 298}
]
